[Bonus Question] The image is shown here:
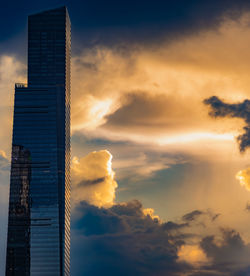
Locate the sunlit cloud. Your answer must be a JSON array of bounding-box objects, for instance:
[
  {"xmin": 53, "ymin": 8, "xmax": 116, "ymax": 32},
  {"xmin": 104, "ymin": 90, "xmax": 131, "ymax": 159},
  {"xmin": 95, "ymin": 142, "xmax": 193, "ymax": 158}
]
[
  {"xmin": 2, "ymin": 14, "xmax": 250, "ymax": 160},
  {"xmin": 70, "ymin": 13, "xmax": 250, "ymax": 163},
  {"xmin": 71, "ymin": 149, "xmax": 250, "ymax": 274},
  {"xmin": 156, "ymin": 132, "xmax": 234, "ymax": 145},
  {"xmin": 178, "ymin": 245, "xmax": 208, "ymax": 266},
  {"xmin": 73, "ymin": 95, "xmax": 116, "ymax": 131},
  {"xmin": 71, "ymin": 150, "xmax": 118, "ymax": 207},
  {"xmin": 2, "ymin": 5, "xmax": 250, "ymax": 276},
  {"xmin": 236, "ymin": 168, "xmax": 250, "ymax": 191},
  {"xmin": 143, "ymin": 208, "xmax": 161, "ymax": 222}
]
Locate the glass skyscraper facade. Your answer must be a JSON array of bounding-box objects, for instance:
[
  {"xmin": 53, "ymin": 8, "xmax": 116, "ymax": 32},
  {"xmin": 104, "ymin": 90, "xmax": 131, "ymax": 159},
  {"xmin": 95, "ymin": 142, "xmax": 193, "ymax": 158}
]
[{"xmin": 6, "ymin": 6, "xmax": 71, "ymax": 276}]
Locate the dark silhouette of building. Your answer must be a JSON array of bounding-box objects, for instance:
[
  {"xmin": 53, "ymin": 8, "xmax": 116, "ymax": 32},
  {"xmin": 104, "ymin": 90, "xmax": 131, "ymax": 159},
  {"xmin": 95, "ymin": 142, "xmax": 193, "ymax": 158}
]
[{"xmin": 6, "ymin": 6, "xmax": 71, "ymax": 276}]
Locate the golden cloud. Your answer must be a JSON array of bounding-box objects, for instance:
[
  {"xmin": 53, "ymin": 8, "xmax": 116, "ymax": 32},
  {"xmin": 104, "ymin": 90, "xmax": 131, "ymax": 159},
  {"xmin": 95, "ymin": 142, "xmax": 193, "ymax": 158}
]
[
  {"xmin": 236, "ymin": 168, "xmax": 250, "ymax": 191},
  {"xmin": 143, "ymin": 207, "xmax": 161, "ymax": 222},
  {"xmin": 2, "ymin": 14, "xmax": 250, "ymax": 160},
  {"xmin": 71, "ymin": 14, "xmax": 250, "ymax": 159},
  {"xmin": 71, "ymin": 150, "xmax": 118, "ymax": 207},
  {"xmin": 178, "ymin": 244, "xmax": 208, "ymax": 265},
  {"xmin": 71, "ymin": 150, "xmax": 164, "ymax": 223}
]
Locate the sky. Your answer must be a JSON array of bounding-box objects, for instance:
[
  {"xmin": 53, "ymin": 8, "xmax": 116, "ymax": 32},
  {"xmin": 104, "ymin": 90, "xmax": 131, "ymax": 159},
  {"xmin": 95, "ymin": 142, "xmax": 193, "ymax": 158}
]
[{"xmin": 2, "ymin": 1, "xmax": 250, "ymax": 275}]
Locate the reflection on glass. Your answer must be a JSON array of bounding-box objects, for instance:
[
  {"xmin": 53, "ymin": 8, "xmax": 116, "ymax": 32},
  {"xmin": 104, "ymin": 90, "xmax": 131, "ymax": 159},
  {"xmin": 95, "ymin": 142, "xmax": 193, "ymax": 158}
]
[{"xmin": 6, "ymin": 145, "xmax": 31, "ymax": 275}]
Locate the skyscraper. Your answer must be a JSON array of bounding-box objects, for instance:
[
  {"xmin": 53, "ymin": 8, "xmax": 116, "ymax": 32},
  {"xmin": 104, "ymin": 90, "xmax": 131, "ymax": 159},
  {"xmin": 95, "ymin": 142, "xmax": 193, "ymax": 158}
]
[{"xmin": 6, "ymin": 6, "xmax": 71, "ymax": 275}]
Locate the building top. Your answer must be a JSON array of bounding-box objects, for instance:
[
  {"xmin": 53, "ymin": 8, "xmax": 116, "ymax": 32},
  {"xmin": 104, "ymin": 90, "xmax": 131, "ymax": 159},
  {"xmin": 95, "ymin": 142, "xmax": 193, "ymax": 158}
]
[
  {"xmin": 27, "ymin": 5, "xmax": 71, "ymax": 87},
  {"xmin": 29, "ymin": 6, "xmax": 68, "ymax": 17},
  {"xmin": 28, "ymin": 6, "xmax": 71, "ymax": 25}
]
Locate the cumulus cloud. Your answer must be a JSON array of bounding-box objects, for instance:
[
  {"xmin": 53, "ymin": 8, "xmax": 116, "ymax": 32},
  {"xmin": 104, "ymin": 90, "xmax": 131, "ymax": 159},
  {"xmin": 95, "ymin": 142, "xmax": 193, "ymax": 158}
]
[
  {"xmin": 72, "ymin": 200, "xmax": 191, "ymax": 276},
  {"xmin": 143, "ymin": 208, "xmax": 161, "ymax": 222},
  {"xmin": 71, "ymin": 150, "xmax": 118, "ymax": 207},
  {"xmin": 72, "ymin": 197, "xmax": 250, "ymax": 275},
  {"xmin": 200, "ymin": 229, "xmax": 250, "ymax": 274},
  {"xmin": 71, "ymin": 151, "xmax": 192, "ymax": 275},
  {"xmin": 71, "ymin": 150, "xmax": 250, "ymax": 275}
]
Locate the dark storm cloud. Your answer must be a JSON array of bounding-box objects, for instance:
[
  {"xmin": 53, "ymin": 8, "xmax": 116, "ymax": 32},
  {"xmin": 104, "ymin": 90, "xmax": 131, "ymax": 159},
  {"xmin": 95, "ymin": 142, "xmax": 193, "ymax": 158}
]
[
  {"xmin": 73, "ymin": 201, "xmax": 127, "ymax": 236},
  {"xmin": 2, "ymin": 0, "xmax": 250, "ymax": 55},
  {"xmin": 71, "ymin": 0, "xmax": 250, "ymax": 50},
  {"xmin": 72, "ymin": 200, "xmax": 192, "ymax": 276},
  {"xmin": 233, "ymin": 267, "xmax": 250, "ymax": 276},
  {"xmin": 204, "ymin": 96, "xmax": 250, "ymax": 152},
  {"xmin": 72, "ymin": 200, "xmax": 250, "ymax": 275},
  {"xmin": 200, "ymin": 229, "xmax": 250, "ymax": 274}
]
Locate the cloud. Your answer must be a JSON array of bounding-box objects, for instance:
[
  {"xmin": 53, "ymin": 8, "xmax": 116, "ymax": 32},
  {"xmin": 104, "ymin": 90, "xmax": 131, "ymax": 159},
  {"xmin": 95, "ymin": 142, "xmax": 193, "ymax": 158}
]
[
  {"xmin": 71, "ymin": 150, "xmax": 118, "ymax": 207},
  {"xmin": 200, "ymin": 228, "xmax": 250, "ymax": 274},
  {"xmin": 182, "ymin": 210, "xmax": 204, "ymax": 222},
  {"xmin": 143, "ymin": 208, "xmax": 161, "ymax": 222},
  {"xmin": 204, "ymin": 96, "xmax": 250, "ymax": 152},
  {"xmin": 71, "ymin": 13, "xmax": 250, "ymax": 165},
  {"xmin": 71, "ymin": 132, "xmax": 189, "ymax": 184},
  {"xmin": 2, "ymin": 9, "xmax": 250, "ymax": 276},
  {"xmin": 72, "ymin": 200, "xmax": 191, "ymax": 276},
  {"xmin": 72, "ymin": 198, "xmax": 250, "ymax": 275},
  {"xmin": 236, "ymin": 168, "xmax": 250, "ymax": 191},
  {"xmin": 71, "ymin": 151, "xmax": 193, "ymax": 275},
  {"xmin": 2, "ymin": 0, "xmax": 250, "ymax": 51},
  {"xmin": 178, "ymin": 244, "xmax": 208, "ymax": 266},
  {"xmin": 163, "ymin": 221, "xmax": 189, "ymax": 232},
  {"xmin": 69, "ymin": 15, "xmax": 250, "ymax": 227},
  {"xmin": 3, "ymin": 13, "xmax": 250, "ymax": 166},
  {"xmin": 177, "ymin": 219, "xmax": 250, "ymax": 273},
  {"xmin": 71, "ymin": 150, "xmax": 250, "ymax": 275},
  {"xmin": 204, "ymin": 96, "xmax": 250, "ymax": 193},
  {"xmin": 72, "ymin": 48, "xmax": 239, "ymax": 145}
]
